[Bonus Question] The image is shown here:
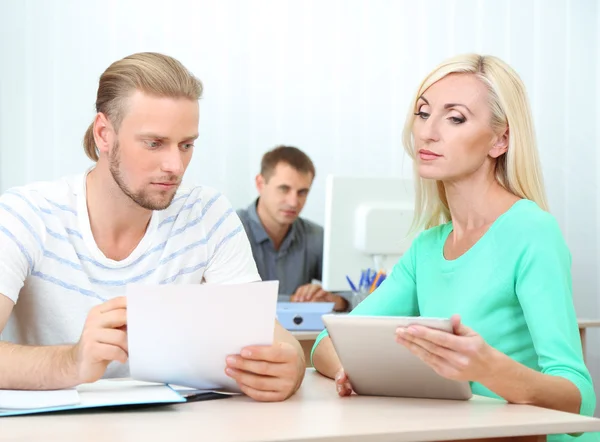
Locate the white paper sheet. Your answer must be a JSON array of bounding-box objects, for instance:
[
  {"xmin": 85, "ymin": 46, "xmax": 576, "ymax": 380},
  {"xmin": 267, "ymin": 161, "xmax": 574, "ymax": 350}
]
[
  {"xmin": 0, "ymin": 388, "xmax": 79, "ymax": 410},
  {"xmin": 126, "ymin": 280, "xmax": 278, "ymax": 393},
  {"xmin": 76, "ymin": 379, "xmax": 184, "ymax": 406}
]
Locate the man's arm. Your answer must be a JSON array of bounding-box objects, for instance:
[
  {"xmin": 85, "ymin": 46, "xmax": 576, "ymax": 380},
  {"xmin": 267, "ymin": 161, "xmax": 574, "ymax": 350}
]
[
  {"xmin": 274, "ymin": 319, "xmax": 306, "ymax": 391},
  {"xmin": 0, "ymin": 294, "xmax": 78, "ymax": 389},
  {"xmin": 0, "ymin": 294, "xmax": 129, "ymax": 390},
  {"xmin": 224, "ymin": 319, "xmax": 305, "ymax": 401},
  {"xmin": 291, "ymin": 284, "xmax": 349, "ymax": 311},
  {"xmin": 0, "ymin": 190, "xmax": 85, "ymax": 389},
  {"xmin": 0, "ymin": 189, "xmax": 131, "ymax": 389}
]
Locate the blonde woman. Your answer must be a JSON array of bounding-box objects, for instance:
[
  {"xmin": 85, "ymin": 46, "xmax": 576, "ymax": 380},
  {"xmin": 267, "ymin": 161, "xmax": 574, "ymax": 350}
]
[{"xmin": 311, "ymin": 54, "xmax": 595, "ymax": 434}]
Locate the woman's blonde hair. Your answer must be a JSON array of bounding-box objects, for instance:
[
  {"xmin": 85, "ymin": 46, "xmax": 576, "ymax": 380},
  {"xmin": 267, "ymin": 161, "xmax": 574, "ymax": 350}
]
[
  {"xmin": 402, "ymin": 53, "xmax": 548, "ymax": 232},
  {"xmin": 83, "ymin": 52, "xmax": 203, "ymax": 162}
]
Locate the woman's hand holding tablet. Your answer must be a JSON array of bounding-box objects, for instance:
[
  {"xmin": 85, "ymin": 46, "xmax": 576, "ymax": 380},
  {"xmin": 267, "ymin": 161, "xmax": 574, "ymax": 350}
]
[{"xmin": 395, "ymin": 314, "xmax": 492, "ymax": 384}]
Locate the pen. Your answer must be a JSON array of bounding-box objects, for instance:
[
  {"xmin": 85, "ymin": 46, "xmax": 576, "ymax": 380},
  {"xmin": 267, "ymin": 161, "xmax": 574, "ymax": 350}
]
[
  {"xmin": 346, "ymin": 275, "xmax": 357, "ymax": 292},
  {"xmin": 369, "ymin": 271, "xmax": 384, "ymax": 293},
  {"xmin": 375, "ymin": 274, "xmax": 386, "ymax": 289},
  {"xmin": 367, "ymin": 268, "xmax": 376, "ymax": 286}
]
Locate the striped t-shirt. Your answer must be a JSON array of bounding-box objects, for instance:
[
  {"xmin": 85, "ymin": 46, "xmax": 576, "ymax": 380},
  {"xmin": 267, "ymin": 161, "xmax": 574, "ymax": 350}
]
[{"xmin": 0, "ymin": 169, "xmax": 261, "ymax": 377}]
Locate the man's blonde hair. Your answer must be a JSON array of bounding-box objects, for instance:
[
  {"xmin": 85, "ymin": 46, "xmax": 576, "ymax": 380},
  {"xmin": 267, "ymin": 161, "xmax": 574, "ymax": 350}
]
[
  {"xmin": 402, "ymin": 53, "xmax": 548, "ymax": 232},
  {"xmin": 83, "ymin": 52, "xmax": 203, "ymax": 162}
]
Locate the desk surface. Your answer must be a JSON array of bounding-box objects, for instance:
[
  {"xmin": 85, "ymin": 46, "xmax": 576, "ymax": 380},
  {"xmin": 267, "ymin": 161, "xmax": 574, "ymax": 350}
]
[
  {"xmin": 292, "ymin": 318, "xmax": 600, "ymax": 338},
  {"xmin": 3, "ymin": 370, "xmax": 600, "ymax": 442},
  {"xmin": 291, "ymin": 330, "xmax": 321, "ymax": 340},
  {"xmin": 578, "ymin": 319, "xmax": 600, "ymax": 328}
]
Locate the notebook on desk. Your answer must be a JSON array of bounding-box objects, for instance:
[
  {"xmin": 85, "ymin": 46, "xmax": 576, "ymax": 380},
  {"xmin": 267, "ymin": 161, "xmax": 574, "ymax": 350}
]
[{"xmin": 0, "ymin": 379, "xmax": 232, "ymax": 417}]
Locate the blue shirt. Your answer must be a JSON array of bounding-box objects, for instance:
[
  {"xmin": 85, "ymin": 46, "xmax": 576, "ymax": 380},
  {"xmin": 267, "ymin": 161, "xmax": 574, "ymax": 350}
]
[{"xmin": 237, "ymin": 199, "xmax": 324, "ymax": 295}]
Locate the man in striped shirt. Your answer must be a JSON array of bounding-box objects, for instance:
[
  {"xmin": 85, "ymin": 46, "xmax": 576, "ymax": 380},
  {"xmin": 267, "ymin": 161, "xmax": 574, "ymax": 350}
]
[{"xmin": 0, "ymin": 52, "xmax": 305, "ymax": 402}]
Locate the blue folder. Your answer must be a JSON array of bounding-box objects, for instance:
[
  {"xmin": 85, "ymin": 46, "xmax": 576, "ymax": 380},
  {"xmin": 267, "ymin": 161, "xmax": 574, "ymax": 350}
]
[
  {"xmin": 0, "ymin": 380, "xmax": 230, "ymax": 417},
  {"xmin": 277, "ymin": 302, "xmax": 335, "ymax": 331}
]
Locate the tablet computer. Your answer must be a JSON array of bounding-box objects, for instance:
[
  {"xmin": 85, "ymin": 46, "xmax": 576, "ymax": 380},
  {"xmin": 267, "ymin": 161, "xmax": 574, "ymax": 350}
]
[{"xmin": 322, "ymin": 314, "xmax": 473, "ymax": 401}]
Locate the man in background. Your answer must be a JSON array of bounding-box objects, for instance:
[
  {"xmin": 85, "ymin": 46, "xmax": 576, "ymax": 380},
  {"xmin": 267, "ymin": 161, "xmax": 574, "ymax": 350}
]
[{"xmin": 237, "ymin": 146, "xmax": 350, "ymax": 312}]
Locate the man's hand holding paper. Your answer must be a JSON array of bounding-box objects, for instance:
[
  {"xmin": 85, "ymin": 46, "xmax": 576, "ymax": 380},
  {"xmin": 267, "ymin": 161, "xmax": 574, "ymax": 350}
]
[
  {"xmin": 225, "ymin": 329, "xmax": 304, "ymax": 402},
  {"xmin": 71, "ymin": 296, "xmax": 129, "ymax": 385},
  {"xmin": 126, "ymin": 280, "xmax": 304, "ymax": 402}
]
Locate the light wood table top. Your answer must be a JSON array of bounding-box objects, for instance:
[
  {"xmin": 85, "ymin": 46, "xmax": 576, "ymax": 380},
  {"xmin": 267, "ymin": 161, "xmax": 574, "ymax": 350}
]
[
  {"xmin": 3, "ymin": 369, "xmax": 600, "ymax": 442},
  {"xmin": 577, "ymin": 319, "xmax": 600, "ymax": 328},
  {"xmin": 292, "ymin": 319, "xmax": 600, "ymax": 337},
  {"xmin": 291, "ymin": 330, "xmax": 321, "ymax": 341}
]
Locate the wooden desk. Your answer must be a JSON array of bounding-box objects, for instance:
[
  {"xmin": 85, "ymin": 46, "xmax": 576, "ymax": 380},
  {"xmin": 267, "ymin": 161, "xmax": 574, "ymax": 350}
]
[
  {"xmin": 578, "ymin": 319, "xmax": 600, "ymax": 361},
  {"xmin": 2, "ymin": 370, "xmax": 600, "ymax": 442},
  {"xmin": 294, "ymin": 319, "xmax": 600, "ymax": 366}
]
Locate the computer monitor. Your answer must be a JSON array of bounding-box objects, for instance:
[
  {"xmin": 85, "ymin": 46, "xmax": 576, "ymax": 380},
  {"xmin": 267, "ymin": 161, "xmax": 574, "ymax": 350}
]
[{"xmin": 322, "ymin": 175, "xmax": 415, "ymax": 293}]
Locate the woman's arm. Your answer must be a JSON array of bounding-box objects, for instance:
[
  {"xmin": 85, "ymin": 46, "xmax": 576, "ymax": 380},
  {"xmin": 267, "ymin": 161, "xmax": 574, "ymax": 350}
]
[
  {"xmin": 311, "ymin": 337, "xmax": 342, "ymax": 379},
  {"xmin": 510, "ymin": 217, "xmax": 595, "ymax": 415},
  {"xmin": 396, "ymin": 314, "xmax": 583, "ymax": 414},
  {"xmin": 480, "ymin": 348, "xmax": 582, "ymax": 413},
  {"xmin": 311, "ymin": 239, "xmax": 420, "ymax": 378}
]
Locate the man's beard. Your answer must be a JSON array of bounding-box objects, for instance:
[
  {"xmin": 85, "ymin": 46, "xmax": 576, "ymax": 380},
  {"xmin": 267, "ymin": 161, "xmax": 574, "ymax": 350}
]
[{"xmin": 109, "ymin": 141, "xmax": 179, "ymax": 211}]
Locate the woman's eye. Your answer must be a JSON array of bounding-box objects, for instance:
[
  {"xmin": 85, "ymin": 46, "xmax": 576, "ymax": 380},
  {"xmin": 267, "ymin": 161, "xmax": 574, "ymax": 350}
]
[
  {"xmin": 448, "ymin": 116, "xmax": 466, "ymax": 124},
  {"xmin": 414, "ymin": 111, "xmax": 430, "ymax": 120}
]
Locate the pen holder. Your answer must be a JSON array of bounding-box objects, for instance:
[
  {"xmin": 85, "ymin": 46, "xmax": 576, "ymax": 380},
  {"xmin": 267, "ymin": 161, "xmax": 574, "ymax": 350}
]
[{"xmin": 351, "ymin": 288, "xmax": 371, "ymax": 308}]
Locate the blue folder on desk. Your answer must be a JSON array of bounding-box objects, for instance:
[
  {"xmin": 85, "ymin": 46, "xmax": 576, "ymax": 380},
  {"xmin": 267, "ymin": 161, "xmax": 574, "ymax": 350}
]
[
  {"xmin": 277, "ymin": 302, "xmax": 335, "ymax": 331},
  {"xmin": 0, "ymin": 380, "xmax": 230, "ymax": 417}
]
